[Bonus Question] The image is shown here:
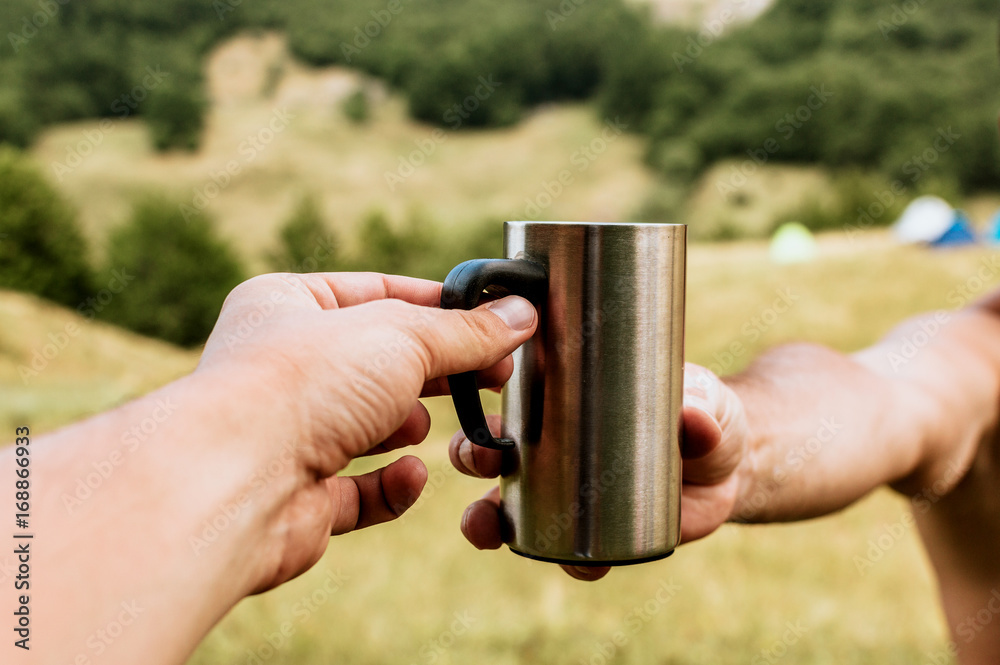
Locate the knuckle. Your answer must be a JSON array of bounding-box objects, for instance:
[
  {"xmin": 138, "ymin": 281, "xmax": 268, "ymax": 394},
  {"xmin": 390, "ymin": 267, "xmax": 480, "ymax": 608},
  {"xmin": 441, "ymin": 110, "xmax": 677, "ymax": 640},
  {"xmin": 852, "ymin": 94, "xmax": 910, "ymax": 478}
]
[{"xmin": 458, "ymin": 309, "xmax": 499, "ymax": 346}]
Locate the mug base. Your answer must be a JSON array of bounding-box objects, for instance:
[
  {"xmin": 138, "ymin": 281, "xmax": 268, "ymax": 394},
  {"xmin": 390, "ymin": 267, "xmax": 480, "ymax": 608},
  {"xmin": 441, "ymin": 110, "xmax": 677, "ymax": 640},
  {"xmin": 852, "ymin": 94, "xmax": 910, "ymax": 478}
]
[{"xmin": 507, "ymin": 546, "xmax": 675, "ymax": 567}]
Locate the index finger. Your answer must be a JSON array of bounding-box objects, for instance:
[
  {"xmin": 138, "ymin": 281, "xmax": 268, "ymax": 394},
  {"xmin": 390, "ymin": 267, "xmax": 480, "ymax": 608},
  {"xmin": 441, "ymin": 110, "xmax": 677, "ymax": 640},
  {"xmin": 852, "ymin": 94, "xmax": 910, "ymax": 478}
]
[{"xmin": 301, "ymin": 272, "xmax": 444, "ymax": 309}]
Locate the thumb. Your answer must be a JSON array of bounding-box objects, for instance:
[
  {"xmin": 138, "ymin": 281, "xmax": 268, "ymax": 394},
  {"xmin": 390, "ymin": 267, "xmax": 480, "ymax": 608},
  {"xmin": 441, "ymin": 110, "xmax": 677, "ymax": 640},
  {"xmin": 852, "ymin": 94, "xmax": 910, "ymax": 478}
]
[
  {"xmin": 409, "ymin": 295, "xmax": 539, "ymax": 379},
  {"xmin": 681, "ymin": 364, "xmax": 748, "ymax": 486}
]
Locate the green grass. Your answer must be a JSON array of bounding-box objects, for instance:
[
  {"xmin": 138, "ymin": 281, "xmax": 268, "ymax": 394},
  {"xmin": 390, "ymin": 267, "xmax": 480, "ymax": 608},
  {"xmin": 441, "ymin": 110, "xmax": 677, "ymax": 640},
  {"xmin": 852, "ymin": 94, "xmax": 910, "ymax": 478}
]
[
  {"xmin": 7, "ymin": 232, "xmax": 998, "ymax": 664},
  {"xmin": 26, "ymin": 36, "xmax": 654, "ymax": 273},
  {"xmin": 8, "ymin": 32, "xmax": 1000, "ymax": 660}
]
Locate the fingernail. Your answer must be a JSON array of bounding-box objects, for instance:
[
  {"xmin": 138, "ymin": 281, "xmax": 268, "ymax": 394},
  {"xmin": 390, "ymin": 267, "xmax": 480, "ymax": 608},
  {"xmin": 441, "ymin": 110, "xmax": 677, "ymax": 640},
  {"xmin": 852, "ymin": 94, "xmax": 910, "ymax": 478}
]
[
  {"xmin": 487, "ymin": 296, "xmax": 535, "ymax": 331},
  {"xmin": 458, "ymin": 439, "xmax": 476, "ymax": 474}
]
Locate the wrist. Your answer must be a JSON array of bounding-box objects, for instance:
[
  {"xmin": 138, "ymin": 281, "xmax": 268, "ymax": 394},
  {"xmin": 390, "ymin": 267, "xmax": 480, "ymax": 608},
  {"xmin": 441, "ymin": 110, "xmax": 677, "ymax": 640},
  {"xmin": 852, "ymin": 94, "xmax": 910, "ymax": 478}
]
[
  {"xmin": 182, "ymin": 362, "xmax": 312, "ymax": 593},
  {"xmin": 726, "ymin": 412, "xmax": 767, "ymax": 524}
]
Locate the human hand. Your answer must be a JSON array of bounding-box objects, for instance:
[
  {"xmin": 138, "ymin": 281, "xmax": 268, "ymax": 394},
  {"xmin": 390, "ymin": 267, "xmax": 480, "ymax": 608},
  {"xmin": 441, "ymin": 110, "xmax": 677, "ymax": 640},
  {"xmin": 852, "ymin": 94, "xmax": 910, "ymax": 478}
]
[
  {"xmin": 196, "ymin": 272, "xmax": 538, "ymax": 592},
  {"xmin": 449, "ymin": 363, "xmax": 749, "ymax": 581}
]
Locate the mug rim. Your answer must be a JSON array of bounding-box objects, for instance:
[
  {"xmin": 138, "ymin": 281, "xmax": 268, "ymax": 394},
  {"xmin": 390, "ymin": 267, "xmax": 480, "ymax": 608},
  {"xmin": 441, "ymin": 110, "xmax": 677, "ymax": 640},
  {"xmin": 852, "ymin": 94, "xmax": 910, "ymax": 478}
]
[{"xmin": 505, "ymin": 220, "xmax": 685, "ymax": 228}]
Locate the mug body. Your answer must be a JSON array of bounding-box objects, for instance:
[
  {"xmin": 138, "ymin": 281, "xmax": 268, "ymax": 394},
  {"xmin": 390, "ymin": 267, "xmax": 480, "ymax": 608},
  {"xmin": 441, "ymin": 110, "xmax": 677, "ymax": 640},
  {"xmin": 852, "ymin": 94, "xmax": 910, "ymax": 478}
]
[{"xmin": 499, "ymin": 221, "xmax": 686, "ymax": 565}]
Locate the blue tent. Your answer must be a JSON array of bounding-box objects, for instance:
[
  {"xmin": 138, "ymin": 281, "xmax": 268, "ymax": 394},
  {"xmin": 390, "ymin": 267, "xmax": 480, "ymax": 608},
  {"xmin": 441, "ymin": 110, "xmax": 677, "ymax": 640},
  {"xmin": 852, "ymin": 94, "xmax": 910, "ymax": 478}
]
[
  {"xmin": 930, "ymin": 210, "xmax": 976, "ymax": 247},
  {"xmin": 983, "ymin": 210, "xmax": 1000, "ymax": 245},
  {"xmin": 893, "ymin": 197, "xmax": 976, "ymax": 247}
]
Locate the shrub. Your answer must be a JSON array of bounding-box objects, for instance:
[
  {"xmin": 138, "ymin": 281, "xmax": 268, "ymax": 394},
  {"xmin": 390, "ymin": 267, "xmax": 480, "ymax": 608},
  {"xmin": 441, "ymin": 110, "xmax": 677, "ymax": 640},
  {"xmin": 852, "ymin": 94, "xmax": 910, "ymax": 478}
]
[
  {"xmin": 144, "ymin": 78, "xmax": 208, "ymax": 152},
  {"xmin": 351, "ymin": 210, "xmax": 435, "ymax": 276},
  {"xmin": 99, "ymin": 195, "xmax": 244, "ymax": 346},
  {"xmin": 771, "ymin": 170, "xmax": 911, "ymax": 234},
  {"xmin": 347, "ymin": 210, "xmax": 502, "ymax": 282},
  {"xmin": 0, "ymin": 147, "xmax": 93, "ymax": 305},
  {"xmin": 0, "ymin": 83, "xmax": 37, "ymax": 148},
  {"xmin": 341, "ymin": 88, "xmax": 369, "ymax": 124},
  {"xmin": 267, "ymin": 195, "xmax": 340, "ymax": 273}
]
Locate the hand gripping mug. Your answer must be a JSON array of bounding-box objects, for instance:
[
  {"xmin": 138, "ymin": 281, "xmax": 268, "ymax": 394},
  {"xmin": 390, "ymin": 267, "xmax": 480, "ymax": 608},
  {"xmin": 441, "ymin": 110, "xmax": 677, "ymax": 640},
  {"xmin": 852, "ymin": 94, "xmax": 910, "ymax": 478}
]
[{"xmin": 442, "ymin": 221, "xmax": 686, "ymax": 566}]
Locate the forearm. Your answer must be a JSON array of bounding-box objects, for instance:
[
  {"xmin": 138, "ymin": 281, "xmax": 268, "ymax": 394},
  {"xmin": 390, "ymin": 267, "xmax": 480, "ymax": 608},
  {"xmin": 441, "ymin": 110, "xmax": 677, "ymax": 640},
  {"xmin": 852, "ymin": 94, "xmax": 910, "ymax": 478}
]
[
  {"xmin": 724, "ymin": 342, "xmax": 934, "ymax": 523},
  {"xmin": 8, "ymin": 364, "xmax": 298, "ymax": 664},
  {"xmin": 726, "ymin": 302, "xmax": 1000, "ymax": 525}
]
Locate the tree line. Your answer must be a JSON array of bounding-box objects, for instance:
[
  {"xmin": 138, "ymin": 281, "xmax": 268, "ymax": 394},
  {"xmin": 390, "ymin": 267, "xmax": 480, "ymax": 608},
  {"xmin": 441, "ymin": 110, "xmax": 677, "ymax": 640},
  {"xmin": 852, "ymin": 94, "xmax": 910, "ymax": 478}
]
[{"xmin": 1, "ymin": 0, "xmax": 998, "ymax": 193}]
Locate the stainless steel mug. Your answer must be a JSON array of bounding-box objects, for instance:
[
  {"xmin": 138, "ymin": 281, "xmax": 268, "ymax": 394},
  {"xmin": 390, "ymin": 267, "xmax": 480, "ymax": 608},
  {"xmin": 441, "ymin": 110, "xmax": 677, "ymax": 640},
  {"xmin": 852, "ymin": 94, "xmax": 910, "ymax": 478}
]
[{"xmin": 442, "ymin": 221, "xmax": 686, "ymax": 566}]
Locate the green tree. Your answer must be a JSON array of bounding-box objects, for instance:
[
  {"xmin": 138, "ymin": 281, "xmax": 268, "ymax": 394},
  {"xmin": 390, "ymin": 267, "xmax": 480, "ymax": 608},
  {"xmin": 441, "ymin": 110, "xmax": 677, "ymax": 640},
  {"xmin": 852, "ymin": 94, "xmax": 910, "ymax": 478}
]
[
  {"xmin": 341, "ymin": 88, "xmax": 370, "ymax": 124},
  {"xmin": 352, "ymin": 210, "xmax": 437, "ymax": 277},
  {"xmin": 144, "ymin": 77, "xmax": 207, "ymax": 152},
  {"xmin": 99, "ymin": 195, "xmax": 244, "ymax": 346},
  {"xmin": 0, "ymin": 147, "xmax": 93, "ymax": 306},
  {"xmin": 267, "ymin": 195, "xmax": 340, "ymax": 273}
]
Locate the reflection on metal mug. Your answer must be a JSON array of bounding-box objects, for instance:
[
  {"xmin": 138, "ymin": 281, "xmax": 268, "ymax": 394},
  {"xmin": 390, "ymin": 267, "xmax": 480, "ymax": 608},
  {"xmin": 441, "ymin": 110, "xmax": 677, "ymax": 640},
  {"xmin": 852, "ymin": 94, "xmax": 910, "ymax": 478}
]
[{"xmin": 442, "ymin": 221, "xmax": 686, "ymax": 566}]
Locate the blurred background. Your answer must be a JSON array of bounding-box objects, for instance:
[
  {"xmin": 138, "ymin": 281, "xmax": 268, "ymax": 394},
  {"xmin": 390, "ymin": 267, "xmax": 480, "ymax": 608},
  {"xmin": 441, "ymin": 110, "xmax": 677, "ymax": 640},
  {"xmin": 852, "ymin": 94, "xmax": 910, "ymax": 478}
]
[{"xmin": 3, "ymin": 0, "xmax": 1000, "ymax": 662}]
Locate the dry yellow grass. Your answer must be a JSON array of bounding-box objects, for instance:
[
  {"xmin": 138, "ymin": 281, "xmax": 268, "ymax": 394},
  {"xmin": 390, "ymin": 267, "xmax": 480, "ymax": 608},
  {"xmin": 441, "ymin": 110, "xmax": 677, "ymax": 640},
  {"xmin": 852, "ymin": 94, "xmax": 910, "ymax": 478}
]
[
  {"xmin": 8, "ymin": 32, "xmax": 1000, "ymax": 662},
  {"xmin": 28, "ymin": 34, "xmax": 655, "ymax": 272},
  {"xmin": 6, "ymin": 232, "xmax": 1000, "ymax": 663},
  {"xmin": 0, "ymin": 289, "xmax": 198, "ymax": 434}
]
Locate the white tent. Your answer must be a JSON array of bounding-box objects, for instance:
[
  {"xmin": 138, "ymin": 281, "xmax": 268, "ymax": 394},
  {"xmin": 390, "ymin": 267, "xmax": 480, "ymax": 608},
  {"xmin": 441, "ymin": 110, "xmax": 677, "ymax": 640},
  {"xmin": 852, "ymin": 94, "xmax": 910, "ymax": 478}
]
[{"xmin": 892, "ymin": 196, "xmax": 956, "ymax": 244}]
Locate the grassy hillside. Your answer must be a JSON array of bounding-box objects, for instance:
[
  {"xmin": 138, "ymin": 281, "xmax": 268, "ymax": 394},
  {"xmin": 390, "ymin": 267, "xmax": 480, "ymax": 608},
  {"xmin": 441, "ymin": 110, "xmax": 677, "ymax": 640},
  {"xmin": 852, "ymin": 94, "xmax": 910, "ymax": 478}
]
[
  {"xmin": 9, "ymin": 232, "xmax": 1000, "ymax": 663},
  {"xmin": 29, "ymin": 34, "xmax": 655, "ymax": 272},
  {"xmin": 0, "ymin": 290, "xmax": 198, "ymax": 434},
  {"xmin": 188, "ymin": 235, "xmax": 1000, "ymax": 665}
]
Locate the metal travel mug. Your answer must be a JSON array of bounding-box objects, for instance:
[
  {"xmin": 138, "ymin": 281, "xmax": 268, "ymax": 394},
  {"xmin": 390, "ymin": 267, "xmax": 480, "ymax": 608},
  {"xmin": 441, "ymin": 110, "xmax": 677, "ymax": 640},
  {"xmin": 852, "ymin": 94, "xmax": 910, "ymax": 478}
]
[{"xmin": 442, "ymin": 221, "xmax": 686, "ymax": 566}]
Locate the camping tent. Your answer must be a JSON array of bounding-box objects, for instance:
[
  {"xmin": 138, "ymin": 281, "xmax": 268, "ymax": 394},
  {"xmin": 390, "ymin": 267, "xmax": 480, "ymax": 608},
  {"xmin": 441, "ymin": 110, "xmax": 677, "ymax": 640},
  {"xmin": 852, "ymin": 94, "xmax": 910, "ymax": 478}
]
[
  {"xmin": 769, "ymin": 222, "xmax": 817, "ymax": 264},
  {"xmin": 892, "ymin": 196, "xmax": 976, "ymax": 247},
  {"xmin": 983, "ymin": 210, "xmax": 1000, "ymax": 245}
]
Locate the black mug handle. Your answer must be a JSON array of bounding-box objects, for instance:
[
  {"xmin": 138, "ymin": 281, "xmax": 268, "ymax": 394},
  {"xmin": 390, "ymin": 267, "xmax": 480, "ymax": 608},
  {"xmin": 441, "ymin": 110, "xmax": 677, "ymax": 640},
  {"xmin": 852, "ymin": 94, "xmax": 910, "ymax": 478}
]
[{"xmin": 441, "ymin": 259, "xmax": 547, "ymax": 450}]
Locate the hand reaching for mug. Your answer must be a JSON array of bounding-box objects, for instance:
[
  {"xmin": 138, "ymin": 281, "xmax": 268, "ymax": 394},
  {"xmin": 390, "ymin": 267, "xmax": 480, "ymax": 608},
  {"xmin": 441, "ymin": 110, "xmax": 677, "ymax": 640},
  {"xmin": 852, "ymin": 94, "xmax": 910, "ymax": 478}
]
[
  {"xmin": 28, "ymin": 271, "xmax": 542, "ymax": 665},
  {"xmin": 449, "ymin": 364, "xmax": 750, "ymax": 581}
]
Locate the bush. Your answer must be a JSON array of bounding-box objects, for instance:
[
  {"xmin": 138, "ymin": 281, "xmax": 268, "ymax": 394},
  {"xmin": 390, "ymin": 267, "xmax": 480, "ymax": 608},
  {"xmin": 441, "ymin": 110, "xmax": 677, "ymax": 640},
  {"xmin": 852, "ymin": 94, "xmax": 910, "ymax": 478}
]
[
  {"xmin": 771, "ymin": 170, "xmax": 911, "ymax": 234},
  {"xmin": 0, "ymin": 147, "xmax": 93, "ymax": 306},
  {"xmin": 351, "ymin": 210, "xmax": 435, "ymax": 276},
  {"xmin": 347, "ymin": 211, "xmax": 502, "ymax": 282},
  {"xmin": 0, "ymin": 82, "xmax": 37, "ymax": 148},
  {"xmin": 267, "ymin": 196, "xmax": 341, "ymax": 273},
  {"xmin": 99, "ymin": 195, "xmax": 244, "ymax": 346},
  {"xmin": 144, "ymin": 78, "xmax": 207, "ymax": 152},
  {"xmin": 341, "ymin": 88, "xmax": 369, "ymax": 124}
]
